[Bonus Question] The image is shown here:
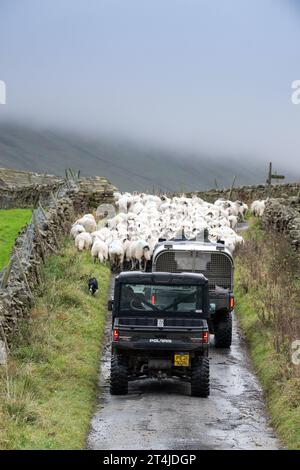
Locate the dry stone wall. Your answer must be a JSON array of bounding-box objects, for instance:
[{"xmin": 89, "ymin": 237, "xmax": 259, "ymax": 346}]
[
  {"xmin": 262, "ymin": 197, "xmax": 300, "ymax": 250},
  {"xmin": 185, "ymin": 182, "xmax": 300, "ymax": 204},
  {"xmin": 0, "ymin": 167, "xmax": 65, "ymax": 209},
  {"xmin": 0, "ymin": 168, "xmax": 117, "ymax": 210},
  {"xmin": 0, "ymin": 172, "xmax": 116, "ymax": 348}
]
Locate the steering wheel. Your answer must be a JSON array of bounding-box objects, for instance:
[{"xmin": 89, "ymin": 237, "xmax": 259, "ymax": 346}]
[
  {"xmin": 129, "ymin": 298, "xmax": 161, "ymax": 311},
  {"xmin": 162, "ymin": 292, "xmax": 195, "ymax": 311}
]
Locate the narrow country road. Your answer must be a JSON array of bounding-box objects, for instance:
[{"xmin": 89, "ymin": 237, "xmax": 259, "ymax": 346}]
[{"xmin": 87, "ymin": 278, "xmax": 280, "ymax": 450}]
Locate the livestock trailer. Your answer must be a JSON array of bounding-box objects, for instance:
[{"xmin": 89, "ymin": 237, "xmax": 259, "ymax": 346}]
[{"xmin": 152, "ymin": 234, "xmax": 234, "ymax": 347}]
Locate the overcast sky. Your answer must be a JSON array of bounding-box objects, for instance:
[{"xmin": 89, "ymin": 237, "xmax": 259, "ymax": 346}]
[{"xmin": 0, "ymin": 0, "xmax": 300, "ymax": 168}]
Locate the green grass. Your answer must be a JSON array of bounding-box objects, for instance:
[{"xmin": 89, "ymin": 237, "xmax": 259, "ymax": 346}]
[
  {"xmin": 0, "ymin": 209, "xmax": 32, "ymax": 270},
  {"xmin": 235, "ymin": 219, "xmax": 300, "ymax": 449},
  {"xmin": 0, "ymin": 240, "xmax": 111, "ymax": 449}
]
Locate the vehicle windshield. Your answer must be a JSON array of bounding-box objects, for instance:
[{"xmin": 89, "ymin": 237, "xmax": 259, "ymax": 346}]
[{"xmin": 120, "ymin": 283, "xmax": 203, "ymax": 314}]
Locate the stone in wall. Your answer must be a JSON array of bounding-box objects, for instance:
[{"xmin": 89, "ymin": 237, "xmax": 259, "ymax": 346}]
[{"xmin": 0, "ymin": 340, "xmax": 7, "ymax": 365}]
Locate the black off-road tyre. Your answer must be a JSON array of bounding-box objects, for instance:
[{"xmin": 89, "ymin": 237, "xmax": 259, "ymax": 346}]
[
  {"xmin": 110, "ymin": 355, "xmax": 128, "ymax": 395},
  {"xmin": 214, "ymin": 313, "xmax": 232, "ymax": 348},
  {"xmin": 191, "ymin": 358, "xmax": 210, "ymax": 397}
]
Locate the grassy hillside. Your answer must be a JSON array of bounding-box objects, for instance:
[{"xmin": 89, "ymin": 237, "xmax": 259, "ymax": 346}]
[
  {"xmin": 0, "ymin": 240, "xmax": 110, "ymax": 449},
  {"xmin": 235, "ymin": 219, "xmax": 300, "ymax": 449},
  {"xmin": 0, "ymin": 209, "xmax": 32, "ymax": 270},
  {"xmin": 0, "ymin": 122, "xmax": 293, "ymax": 192}
]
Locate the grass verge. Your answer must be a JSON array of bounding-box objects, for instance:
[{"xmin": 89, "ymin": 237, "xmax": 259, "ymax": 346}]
[
  {"xmin": 235, "ymin": 218, "xmax": 300, "ymax": 449},
  {"xmin": 0, "ymin": 208, "xmax": 32, "ymax": 270},
  {"xmin": 0, "ymin": 240, "xmax": 110, "ymax": 449}
]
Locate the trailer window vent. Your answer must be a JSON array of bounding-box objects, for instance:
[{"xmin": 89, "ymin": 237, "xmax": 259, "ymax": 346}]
[{"xmin": 154, "ymin": 251, "xmax": 233, "ymax": 291}]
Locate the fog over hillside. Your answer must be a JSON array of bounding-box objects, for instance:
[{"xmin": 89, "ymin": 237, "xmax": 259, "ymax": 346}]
[
  {"xmin": 0, "ymin": 123, "xmax": 296, "ymax": 192},
  {"xmin": 1, "ymin": 2, "xmax": 300, "ymax": 190}
]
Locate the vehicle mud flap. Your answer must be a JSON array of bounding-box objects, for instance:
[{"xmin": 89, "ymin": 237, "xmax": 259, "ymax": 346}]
[{"xmin": 191, "ymin": 357, "xmax": 210, "ymax": 397}]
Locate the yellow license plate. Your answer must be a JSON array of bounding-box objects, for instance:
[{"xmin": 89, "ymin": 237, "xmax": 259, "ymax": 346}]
[{"xmin": 174, "ymin": 353, "xmax": 189, "ymax": 367}]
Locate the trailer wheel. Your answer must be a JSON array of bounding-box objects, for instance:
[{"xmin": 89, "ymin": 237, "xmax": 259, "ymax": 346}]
[
  {"xmin": 191, "ymin": 358, "xmax": 210, "ymax": 397},
  {"xmin": 214, "ymin": 313, "xmax": 232, "ymax": 348},
  {"xmin": 110, "ymin": 355, "xmax": 128, "ymax": 395}
]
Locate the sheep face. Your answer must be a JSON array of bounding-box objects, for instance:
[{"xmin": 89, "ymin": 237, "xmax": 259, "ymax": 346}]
[{"xmin": 143, "ymin": 246, "xmax": 151, "ymax": 261}]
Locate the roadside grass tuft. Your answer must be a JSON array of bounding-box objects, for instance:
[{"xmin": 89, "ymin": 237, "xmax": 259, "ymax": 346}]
[
  {"xmin": 235, "ymin": 219, "xmax": 300, "ymax": 449},
  {"xmin": 0, "ymin": 208, "xmax": 32, "ymax": 270},
  {"xmin": 0, "ymin": 240, "xmax": 110, "ymax": 449}
]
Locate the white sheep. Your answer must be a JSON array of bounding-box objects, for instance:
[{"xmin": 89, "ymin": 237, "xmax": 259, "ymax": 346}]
[
  {"xmin": 91, "ymin": 239, "xmax": 109, "ymax": 263},
  {"xmin": 128, "ymin": 239, "xmax": 151, "ymax": 270},
  {"xmin": 70, "ymin": 223, "xmax": 85, "ymax": 239},
  {"xmin": 75, "ymin": 215, "xmax": 97, "ymax": 233},
  {"xmin": 109, "ymin": 240, "xmax": 125, "ymax": 272},
  {"xmin": 75, "ymin": 232, "xmax": 93, "ymax": 251},
  {"xmin": 228, "ymin": 215, "xmax": 238, "ymax": 229},
  {"xmin": 251, "ymin": 200, "xmax": 265, "ymax": 217},
  {"xmin": 116, "ymin": 194, "xmax": 132, "ymax": 213}
]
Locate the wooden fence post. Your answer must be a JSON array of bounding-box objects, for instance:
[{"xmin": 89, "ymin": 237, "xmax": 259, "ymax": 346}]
[
  {"xmin": 228, "ymin": 175, "xmax": 237, "ymax": 200},
  {"xmin": 266, "ymin": 161, "xmax": 285, "ymax": 197}
]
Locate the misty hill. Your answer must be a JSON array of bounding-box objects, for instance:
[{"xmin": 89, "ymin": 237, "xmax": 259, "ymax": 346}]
[{"xmin": 0, "ymin": 123, "xmax": 296, "ymax": 192}]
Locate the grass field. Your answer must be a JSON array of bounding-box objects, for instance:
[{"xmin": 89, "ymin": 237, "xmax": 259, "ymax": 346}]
[
  {"xmin": 235, "ymin": 219, "xmax": 300, "ymax": 449},
  {"xmin": 0, "ymin": 209, "xmax": 32, "ymax": 270},
  {"xmin": 0, "ymin": 240, "xmax": 111, "ymax": 449}
]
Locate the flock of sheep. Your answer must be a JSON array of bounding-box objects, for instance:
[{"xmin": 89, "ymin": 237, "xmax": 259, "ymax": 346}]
[{"xmin": 70, "ymin": 192, "xmax": 266, "ymax": 272}]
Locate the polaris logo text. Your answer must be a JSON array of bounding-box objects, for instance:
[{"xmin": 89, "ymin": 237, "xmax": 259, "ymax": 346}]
[{"xmin": 149, "ymin": 338, "xmax": 172, "ymax": 343}]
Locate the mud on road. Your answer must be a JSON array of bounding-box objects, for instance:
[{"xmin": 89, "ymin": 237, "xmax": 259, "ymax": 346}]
[{"xmin": 87, "ymin": 280, "xmax": 280, "ymax": 450}]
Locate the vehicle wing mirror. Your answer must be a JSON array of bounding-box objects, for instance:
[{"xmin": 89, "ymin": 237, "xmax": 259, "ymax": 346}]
[
  {"xmin": 107, "ymin": 300, "xmax": 114, "ymax": 311},
  {"xmin": 209, "ymin": 303, "xmax": 216, "ymax": 314}
]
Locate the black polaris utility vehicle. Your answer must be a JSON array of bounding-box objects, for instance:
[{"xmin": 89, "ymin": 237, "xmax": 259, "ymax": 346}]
[{"xmin": 108, "ymin": 271, "xmax": 210, "ymax": 397}]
